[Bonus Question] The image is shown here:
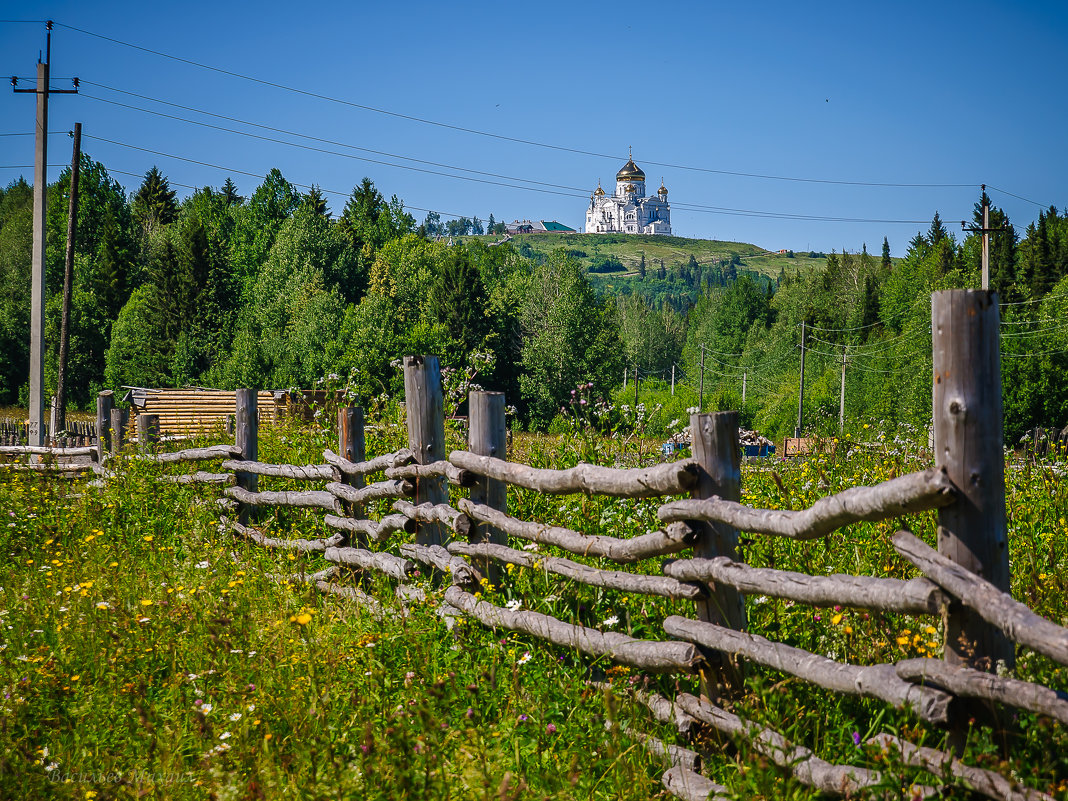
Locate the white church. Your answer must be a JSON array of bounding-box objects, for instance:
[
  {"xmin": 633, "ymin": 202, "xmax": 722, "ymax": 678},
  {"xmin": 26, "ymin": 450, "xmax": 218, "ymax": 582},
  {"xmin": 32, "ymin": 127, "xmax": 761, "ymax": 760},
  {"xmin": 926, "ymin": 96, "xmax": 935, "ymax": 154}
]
[{"xmin": 585, "ymin": 154, "xmax": 671, "ymax": 235}]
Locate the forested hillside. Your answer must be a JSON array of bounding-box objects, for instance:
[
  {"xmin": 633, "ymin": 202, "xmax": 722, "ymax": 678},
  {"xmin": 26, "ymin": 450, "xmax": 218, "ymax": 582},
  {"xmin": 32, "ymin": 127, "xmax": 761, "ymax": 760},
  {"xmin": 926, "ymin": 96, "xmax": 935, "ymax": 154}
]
[{"xmin": 1, "ymin": 158, "xmax": 1065, "ymax": 442}]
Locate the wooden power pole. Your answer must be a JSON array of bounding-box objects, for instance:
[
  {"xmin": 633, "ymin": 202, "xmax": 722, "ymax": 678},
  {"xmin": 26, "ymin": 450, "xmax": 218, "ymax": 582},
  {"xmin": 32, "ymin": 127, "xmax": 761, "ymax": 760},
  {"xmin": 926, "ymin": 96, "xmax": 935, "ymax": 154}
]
[
  {"xmin": 12, "ymin": 22, "xmax": 78, "ymax": 445},
  {"xmin": 55, "ymin": 122, "xmax": 81, "ymax": 435},
  {"xmin": 795, "ymin": 321, "xmax": 806, "ymax": 438}
]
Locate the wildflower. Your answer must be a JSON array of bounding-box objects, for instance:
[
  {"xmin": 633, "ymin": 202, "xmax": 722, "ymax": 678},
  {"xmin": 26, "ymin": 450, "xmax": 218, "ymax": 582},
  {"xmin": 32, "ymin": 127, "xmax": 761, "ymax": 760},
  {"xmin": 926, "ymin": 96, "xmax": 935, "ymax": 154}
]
[
  {"xmin": 518, "ymin": 652, "xmax": 532, "ymax": 665},
  {"xmin": 293, "ymin": 613, "xmax": 312, "ymax": 626},
  {"xmin": 603, "ymin": 616, "xmax": 619, "ymax": 628},
  {"xmin": 195, "ymin": 561, "xmax": 209, "ymax": 569},
  {"xmin": 229, "ymin": 713, "xmax": 242, "ymax": 722},
  {"xmin": 219, "ymin": 732, "xmax": 231, "ymax": 740},
  {"xmin": 517, "ymin": 714, "xmax": 528, "ymax": 723},
  {"xmin": 140, "ymin": 599, "xmax": 153, "ymax": 607},
  {"xmin": 505, "ymin": 599, "xmax": 522, "ymax": 612},
  {"xmin": 546, "ymin": 723, "xmax": 557, "ymax": 735},
  {"xmin": 831, "ymin": 613, "xmax": 843, "ymax": 626},
  {"xmin": 852, "ymin": 731, "xmax": 861, "ymax": 747}
]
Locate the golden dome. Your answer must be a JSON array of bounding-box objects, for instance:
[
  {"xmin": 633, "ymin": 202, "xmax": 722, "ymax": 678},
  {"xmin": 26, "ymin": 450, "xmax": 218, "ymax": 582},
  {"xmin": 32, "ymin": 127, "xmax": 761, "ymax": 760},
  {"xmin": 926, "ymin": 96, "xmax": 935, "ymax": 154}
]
[
  {"xmin": 594, "ymin": 181, "xmax": 605, "ymax": 196},
  {"xmin": 658, "ymin": 181, "xmax": 668, "ymax": 195},
  {"xmin": 616, "ymin": 158, "xmax": 645, "ymax": 182}
]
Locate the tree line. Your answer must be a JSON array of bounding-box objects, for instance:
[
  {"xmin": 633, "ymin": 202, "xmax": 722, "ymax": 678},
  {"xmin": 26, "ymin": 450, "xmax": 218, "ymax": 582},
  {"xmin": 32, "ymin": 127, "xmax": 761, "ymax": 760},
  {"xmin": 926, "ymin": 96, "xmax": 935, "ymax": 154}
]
[{"xmin": 0, "ymin": 159, "xmax": 1065, "ymax": 441}]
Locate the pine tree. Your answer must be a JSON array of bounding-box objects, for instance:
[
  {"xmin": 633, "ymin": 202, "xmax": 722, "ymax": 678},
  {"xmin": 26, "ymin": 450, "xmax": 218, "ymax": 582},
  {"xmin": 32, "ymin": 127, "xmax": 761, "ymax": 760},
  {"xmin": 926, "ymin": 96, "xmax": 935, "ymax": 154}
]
[
  {"xmin": 303, "ymin": 185, "xmax": 329, "ymax": 217},
  {"xmin": 928, "ymin": 212, "xmax": 949, "ymax": 247},
  {"xmin": 881, "ymin": 237, "xmax": 892, "ymax": 272},
  {"xmin": 132, "ymin": 167, "xmax": 178, "ymax": 235},
  {"xmin": 638, "ymin": 253, "xmax": 646, "ymax": 279},
  {"xmin": 220, "ymin": 178, "xmax": 244, "ymax": 207}
]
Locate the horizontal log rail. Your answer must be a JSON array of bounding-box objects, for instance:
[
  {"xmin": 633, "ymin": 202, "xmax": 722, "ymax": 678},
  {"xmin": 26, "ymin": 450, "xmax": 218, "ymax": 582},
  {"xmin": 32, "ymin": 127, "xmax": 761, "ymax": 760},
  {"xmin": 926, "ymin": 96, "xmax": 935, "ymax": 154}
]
[
  {"xmin": 895, "ymin": 657, "xmax": 1068, "ymax": 727},
  {"xmin": 663, "ymin": 616, "xmax": 951, "ymax": 723},
  {"xmin": 225, "ymin": 486, "xmax": 342, "ymax": 514},
  {"xmin": 323, "ymin": 513, "xmax": 415, "ymax": 540},
  {"xmin": 0, "ymin": 445, "xmax": 97, "ymax": 457},
  {"xmin": 894, "ymin": 530, "xmax": 1068, "ymax": 666},
  {"xmin": 159, "ymin": 471, "xmax": 235, "ymax": 485},
  {"xmin": 661, "ymin": 767, "xmax": 729, "ymax": 801},
  {"xmin": 386, "ymin": 460, "xmax": 475, "ymax": 487},
  {"xmin": 674, "ymin": 693, "xmax": 896, "ymax": 798},
  {"xmin": 449, "ymin": 541, "xmax": 705, "ymax": 600},
  {"xmin": 323, "ymin": 545, "xmax": 412, "ymax": 581},
  {"xmin": 663, "ymin": 556, "xmax": 946, "ymax": 615},
  {"xmin": 392, "ymin": 500, "xmax": 471, "ymax": 536},
  {"xmin": 658, "ymin": 468, "xmax": 957, "ymax": 540},
  {"xmin": 221, "ymin": 459, "xmax": 333, "ymax": 481},
  {"xmin": 326, "ymin": 479, "xmax": 413, "ymax": 505},
  {"xmin": 132, "ymin": 444, "xmax": 242, "ymax": 463},
  {"xmin": 0, "ymin": 462, "xmax": 94, "ymax": 473},
  {"xmin": 323, "ymin": 448, "xmax": 414, "ymax": 477},
  {"xmin": 457, "ymin": 498, "xmax": 697, "ymax": 563},
  {"xmin": 225, "ymin": 518, "xmax": 344, "ymax": 552},
  {"xmin": 449, "ymin": 450, "xmax": 699, "ymax": 497},
  {"xmin": 867, "ymin": 733, "xmax": 1053, "ymax": 801},
  {"xmin": 444, "ymin": 586, "xmax": 702, "ymax": 674},
  {"xmin": 399, "ymin": 543, "xmax": 481, "ymax": 586}
]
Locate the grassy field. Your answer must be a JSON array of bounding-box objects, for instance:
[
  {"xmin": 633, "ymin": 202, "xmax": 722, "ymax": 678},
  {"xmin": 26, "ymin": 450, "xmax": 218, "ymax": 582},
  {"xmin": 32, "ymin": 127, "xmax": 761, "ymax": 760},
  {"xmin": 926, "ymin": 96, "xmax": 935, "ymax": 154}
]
[
  {"xmin": 472, "ymin": 232, "xmax": 829, "ymax": 279},
  {"xmin": 1, "ymin": 414, "xmax": 1066, "ymax": 799}
]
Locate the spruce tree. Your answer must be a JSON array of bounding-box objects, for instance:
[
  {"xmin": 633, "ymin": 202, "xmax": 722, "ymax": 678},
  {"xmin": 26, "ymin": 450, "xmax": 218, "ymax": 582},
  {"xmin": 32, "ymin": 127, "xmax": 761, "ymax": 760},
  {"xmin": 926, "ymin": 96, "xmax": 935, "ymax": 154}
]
[
  {"xmin": 881, "ymin": 237, "xmax": 892, "ymax": 271},
  {"xmin": 132, "ymin": 167, "xmax": 178, "ymax": 235}
]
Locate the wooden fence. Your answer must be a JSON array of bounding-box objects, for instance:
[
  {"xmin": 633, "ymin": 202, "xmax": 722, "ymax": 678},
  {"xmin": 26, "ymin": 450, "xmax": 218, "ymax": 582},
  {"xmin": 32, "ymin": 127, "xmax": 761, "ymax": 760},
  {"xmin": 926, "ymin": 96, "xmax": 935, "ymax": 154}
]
[{"xmin": 5, "ymin": 290, "xmax": 1065, "ymax": 800}]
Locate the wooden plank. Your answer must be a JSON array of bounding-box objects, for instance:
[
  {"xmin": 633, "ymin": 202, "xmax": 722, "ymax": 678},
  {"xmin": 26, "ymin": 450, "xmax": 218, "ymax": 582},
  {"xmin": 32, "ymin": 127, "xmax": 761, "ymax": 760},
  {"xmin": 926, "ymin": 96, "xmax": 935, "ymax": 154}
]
[
  {"xmin": 225, "ymin": 486, "xmax": 341, "ymax": 514},
  {"xmin": 468, "ymin": 391, "xmax": 508, "ymax": 586},
  {"xmin": 404, "ymin": 355, "xmax": 447, "ymax": 545},
  {"xmin": 323, "ymin": 448, "xmax": 415, "ymax": 477}
]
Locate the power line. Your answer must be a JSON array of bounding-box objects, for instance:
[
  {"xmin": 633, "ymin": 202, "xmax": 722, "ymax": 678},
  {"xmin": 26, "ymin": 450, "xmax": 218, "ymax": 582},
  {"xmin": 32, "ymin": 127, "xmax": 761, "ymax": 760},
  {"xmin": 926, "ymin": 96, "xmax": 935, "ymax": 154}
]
[
  {"xmin": 58, "ymin": 21, "xmax": 982, "ymax": 191},
  {"xmin": 986, "ymin": 185, "xmax": 1054, "ymax": 210}
]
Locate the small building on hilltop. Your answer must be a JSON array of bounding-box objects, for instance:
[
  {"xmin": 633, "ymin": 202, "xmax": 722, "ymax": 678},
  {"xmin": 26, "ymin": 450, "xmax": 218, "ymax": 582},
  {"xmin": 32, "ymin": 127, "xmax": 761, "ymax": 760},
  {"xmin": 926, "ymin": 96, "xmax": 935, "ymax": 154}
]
[
  {"xmin": 585, "ymin": 153, "xmax": 671, "ymax": 235},
  {"xmin": 505, "ymin": 219, "xmax": 577, "ymax": 234}
]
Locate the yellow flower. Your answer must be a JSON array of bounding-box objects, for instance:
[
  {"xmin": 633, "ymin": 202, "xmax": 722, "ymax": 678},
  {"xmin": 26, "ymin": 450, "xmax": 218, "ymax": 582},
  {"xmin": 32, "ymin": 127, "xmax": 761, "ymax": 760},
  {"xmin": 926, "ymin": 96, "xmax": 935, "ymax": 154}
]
[
  {"xmin": 896, "ymin": 636, "xmax": 909, "ymax": 646},
  {"xmin": 295, "ymin": 613, "xmax": 312, "ymax": 625},
  {"xmin": 843, "ymin": 625, "xmax": 853, "ymax": 635},
  {"xmin": 831, "ymin": 613, "xmax": 843, "ymax": 626},
  {"xmin": 71, "ymin": 675, "xmax": 80, "ymax": 682},
  {"xmin": 143, "ymin": 535, "xmax": 154, "ymax": 542},
  {"xmin": 140, "ymin": 599, "xmax": 153, "ymax": 607},
  {"xmin": 924, "ymin": 626, "xmax": 937, "ymax": 635}
]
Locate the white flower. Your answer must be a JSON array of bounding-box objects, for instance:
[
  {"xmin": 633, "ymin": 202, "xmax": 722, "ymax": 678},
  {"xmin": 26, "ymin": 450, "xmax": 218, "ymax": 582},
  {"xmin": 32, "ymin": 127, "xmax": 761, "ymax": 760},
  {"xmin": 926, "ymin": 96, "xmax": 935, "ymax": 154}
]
[
  {"xmin": 229, "ymin": 713, "xmax": 242, "ymax": 722},
  {"xmin": 95, "ymin": 602, "xmax": 110, "ymax": 610},
  {"xmin": 603, "ymin": 616, "xmax": 620, "ymax": 628},
  {"xmin": 219, "ymin": 731, "xmax": 231, "ymax": 740},
  {"xmin": 45, "ymin": 762, "xmax": 58, "ymax": 772},
  {"xmin": 517, "ymin": 651, "xmax": 531, "ymax": 665},
  {"xmin": 201, "ymin": 703, "xmax": 213, "ymax": 714},
  {"xmin": 505, "ymin": 599, "xmax": 522, "ymax": 611},
  {"xmin": 247, "ymin": 704, "xmax": 256, "ymax": 712},
  {"xmin": 187, "ymin": 673, "xmax": 199, "ymax": 681},
  {"xmin": 195, "ymin": 561, "xmax": 209, "ymax": 569}
]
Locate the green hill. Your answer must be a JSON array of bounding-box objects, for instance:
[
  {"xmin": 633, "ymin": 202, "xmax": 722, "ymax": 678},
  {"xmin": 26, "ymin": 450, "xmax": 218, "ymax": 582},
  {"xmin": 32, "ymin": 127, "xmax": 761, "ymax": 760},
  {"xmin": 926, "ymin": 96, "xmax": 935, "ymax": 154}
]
[{"xmin": 475, "ymin": 232, "xmax": 828, "ymax": 279}]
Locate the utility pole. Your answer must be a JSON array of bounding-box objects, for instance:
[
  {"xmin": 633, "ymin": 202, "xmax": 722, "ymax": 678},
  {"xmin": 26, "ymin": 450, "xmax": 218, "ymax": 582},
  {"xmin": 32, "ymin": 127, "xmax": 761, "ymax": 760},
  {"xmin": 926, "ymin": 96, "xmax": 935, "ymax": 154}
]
[
  {"xmin": 741, "ymin": 370, "xmax": 747, "ymax": 406},
  {"xmin": 633, "ymin": 364, "xmax": 639, "ymax": 408},
  {"xmin": 622, "ymin": 366, "xmax": 627, "ymax": 392},
  {"xmin": 961, "ymin": 185, "xmax": 1003, "ymax": 292},
  {"xmin": 794, "ymin": 321, "xmax": 806, "ymax": 438},
  {"xmin": 670, "ymin": 364, "xmax": 675, "ymax": 396},
  {"xmin": 699, "ymin": 345, "xmax": 705, "ymax": 412},
  {"xmin": 55, "ymin": 122, "xmax": 81, "ymax": 435},
  {"xmin": 839, "ymin": 347, "xmax": 847, "ymax": 434},
  {"xmin": 12, "ymin": 21, "xmax": 78, "ymax": 446}
]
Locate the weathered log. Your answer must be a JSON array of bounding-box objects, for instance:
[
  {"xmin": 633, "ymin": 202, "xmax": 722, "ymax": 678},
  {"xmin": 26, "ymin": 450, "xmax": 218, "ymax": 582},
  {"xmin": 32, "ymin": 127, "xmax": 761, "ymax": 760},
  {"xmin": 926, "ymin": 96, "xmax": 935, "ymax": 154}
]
[
  {"xmin": 216, "ymin": 497, "xmax": 238, "ymax": 512},
  {"xmin": 616, "ymin": 722, "xmax": 699, "ymax": 771},
  {"xmin": 868, "ymin": 733, "xmax": 1053, "ymax": 801},
  {"xmin": 0, "ymin": 445, "xmax": 97, "ymax": 457},
  {"xmin": 282, "ymin": 565, "xmax": 386, "ymax": 616},
  {"xmin": 133, "ymin": 444, "xmax": 242, "ymax": 464},
  {"xmin": 326, "ymin": 479, "xmax": 413, "ymax": 505},
  {"xmin": 444, "ymin": 586, "xmax": 701, "ymax": 673},
  {"xmin": 323, "ymin": 513, "xmax": 415, "ymax": 540},
  {"xmin": 624, "ymin": 686, "xmax": 698, "ymax": 736},
  {"xmin": 658, "ymin": 468, "xmax": 957, "ymax": 540},
  {"xmin": 457, "ymin": 498, "xmax": 697, "ymax": 563},
  {"xmin": 399, "ymin": 543, "xmax": 481, "ymax": 586},
  {"xmin": 225, "ymin": 518, "xmax": 344, "ymax": 552},
  {"xmin": 663, "ymin": 616, "xmax": 951, "ymax": 723},
  {"xmin": 896, "ymin": 657, "xmax": 1068, "ymax": 726},
  {"xmin": 661, "ymin": 767, "xmax": 729, "ymax": 801},
  {"xmin": 324, "ymin": 546, "xmax": 412, "ymax": 581},
  {"xmin": 323, "ymin": 448, "xmax": 415, "ymax": 476},
  {"xmin": 159, "ymin": 471, "xmax": 235, "ymax": 486},
  {"xmin": 0, "ymin": 462, "xmax": 93, "ymax": 473},
  {"xmin": 663, "ymin": 556, "xmax": 946, "ymax": 615},
  {"xmin": 225, "ymin": 486, "xmax": 342, "ymax": 514},
  {"xmin": 675, "ymin": 693, "xmax": 889, "ymax": 798},
  {"xmin": 449, "ymin": 541, "xmax": 704, "ymax": 600},
  {"xmin": 221, "ymin": 459, "xmax": 333, "ymax": 481},
  {"xmin": 449, "ymin": 450, "xmax": 699, "ymax": 497},
  {"xmin": 393, "ymin": 499, "xmax": 471, "ymax": 536},
  {"xmin": 894, "ymin": 530, "xmax": 1068, "ymax": 667},
  {"xmin": 385, "ymin": 460, "xmax": 475, "ymax": 487}
]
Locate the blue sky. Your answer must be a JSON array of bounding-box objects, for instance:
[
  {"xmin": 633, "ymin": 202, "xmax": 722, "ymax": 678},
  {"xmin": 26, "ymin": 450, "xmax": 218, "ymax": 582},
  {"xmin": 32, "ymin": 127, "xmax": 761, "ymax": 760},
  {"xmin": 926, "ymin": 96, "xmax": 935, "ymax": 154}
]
[{"xmin": 2, "ymin": 1, "xmax": 1065, "ymax": 254}]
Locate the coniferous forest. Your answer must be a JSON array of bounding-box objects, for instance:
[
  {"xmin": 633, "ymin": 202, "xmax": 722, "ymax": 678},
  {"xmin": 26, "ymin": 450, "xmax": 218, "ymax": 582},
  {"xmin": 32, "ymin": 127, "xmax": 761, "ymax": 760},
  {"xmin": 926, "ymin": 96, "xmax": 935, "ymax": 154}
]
[{"xmin": 1, "ymin": 159, "xmax": 1066, "ymax": 443}]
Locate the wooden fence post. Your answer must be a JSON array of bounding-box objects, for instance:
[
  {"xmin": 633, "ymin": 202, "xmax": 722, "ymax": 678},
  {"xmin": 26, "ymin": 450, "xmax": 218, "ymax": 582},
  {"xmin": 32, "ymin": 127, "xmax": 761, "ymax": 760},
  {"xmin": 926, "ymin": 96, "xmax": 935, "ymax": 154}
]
[
  {"xmin": 138, "ymin": 414, "xmax": 160, "ymax": 453},
  {"xmin": 690, "ymin": 411, "xmax": 747, "ymax": 699},
  {"xmin": 933, "ymin": 290, "xmax": 1013, "ymax": 678},
  {"xmin": 235, "ymin": 389, "xmax": 258, "ymax": 527},
  {"xmin": 403, "ymin": 355, "xmax": 446, "ymax": 546},
  {"xmin": 338, "ymin": 405, "xmax": 366, "ymax": 538},
  {"xmin": 109, "ymin": 408, "xmax": 126, "ymax": 455},
  {"xmin": 469, "ymin": 391, "xmax": 507, "ymax": 587}
]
